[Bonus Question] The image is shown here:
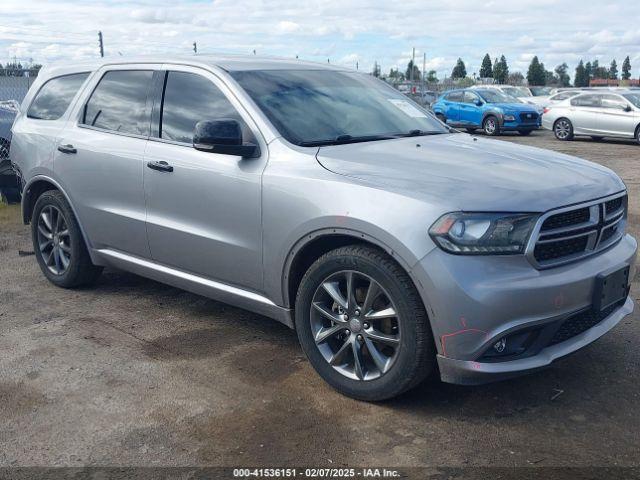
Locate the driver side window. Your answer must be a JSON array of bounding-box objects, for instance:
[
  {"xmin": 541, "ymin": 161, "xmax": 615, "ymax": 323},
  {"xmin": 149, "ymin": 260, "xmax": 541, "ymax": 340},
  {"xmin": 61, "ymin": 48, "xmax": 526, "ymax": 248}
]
[
  {"xmin": 159, "ymin": 71, "xmax": 254, "ymax": 144},
  {"xmin": 463, "ymin": 92, "xmax": 479, "ymax": 104}
]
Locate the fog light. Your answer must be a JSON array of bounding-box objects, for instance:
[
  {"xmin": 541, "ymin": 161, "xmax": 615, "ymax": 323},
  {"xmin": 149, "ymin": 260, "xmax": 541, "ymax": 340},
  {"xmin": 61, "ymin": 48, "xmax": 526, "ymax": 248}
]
[{"xmin": 493, "ymin": 337, "xmax": 507, "ymax": 353}]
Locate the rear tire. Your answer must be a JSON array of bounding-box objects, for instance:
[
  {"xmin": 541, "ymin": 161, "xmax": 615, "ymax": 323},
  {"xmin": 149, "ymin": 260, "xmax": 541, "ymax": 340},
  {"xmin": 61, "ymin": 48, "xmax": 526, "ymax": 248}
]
[
  {"xmin": 553, "ymin": 118, "xmax": 574, "ymax": 141},
  {"xmin": 635, "ymin": 126, "xmax": 640, "ymax": 145},
  {"xmin": 31, "ymin": 190, "xmax": 102, "ymax": 288},
  {"xmin": 483, "ymin": 115, "xmax": 500, "ymax": 136},
  {"xmin": 518, "ymin": 130, "xmax": 533, "ymax": 136},
  {"xmin": 295, "ymin": 245, "xmax": 435, "ymax": 401}
]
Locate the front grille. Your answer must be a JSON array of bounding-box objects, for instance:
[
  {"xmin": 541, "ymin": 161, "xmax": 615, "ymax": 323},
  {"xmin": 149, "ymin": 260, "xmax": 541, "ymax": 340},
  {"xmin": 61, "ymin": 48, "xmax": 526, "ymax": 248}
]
[
  {"xmin": 548, "ymin": 300, "xmax": 625, "ymax": 346},
  {"xmin": 531, "ymin": 193, "xmax": 627, "ymax": 267},
  {"xmin": 605, "ymin": 197, "xmax": 623, "ymax": 215},
  {"xmin": 541, "ymin": 207, "xmax": 590, "ymax": 231},
  {"xmin": 519, "ymin": 112, "xmax": 539, "ymax": 123},
  {"xmin": 534, "ymin": 236, "xmax": 589, "ymax": 262}
]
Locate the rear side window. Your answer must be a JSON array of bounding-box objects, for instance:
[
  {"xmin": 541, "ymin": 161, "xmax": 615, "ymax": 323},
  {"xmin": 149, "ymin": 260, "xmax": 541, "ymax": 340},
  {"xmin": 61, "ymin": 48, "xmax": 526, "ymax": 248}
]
[
  {"xmin": 445, "ymin": 92, "xmax": 463, "ymax": 102},
  {"xmin": 82, "ymin": 70, "xmax": 153, "ymax": 136},
  {"xmin": 159, "ymin": 71, "xmax": 251, "ymax": 144},
  {"xmin": 571, "ymin": 95, "xmax": 600, "ymax": 107},
  {"xmin": 27, "ymin": 73, "xmax": 89, "ymax": 120}
]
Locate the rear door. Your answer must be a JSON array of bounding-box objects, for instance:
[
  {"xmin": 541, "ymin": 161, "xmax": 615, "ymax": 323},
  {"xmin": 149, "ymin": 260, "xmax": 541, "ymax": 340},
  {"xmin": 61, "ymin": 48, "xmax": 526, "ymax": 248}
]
[
  {"xmin": 568, "ymin": 94, "xmax": 601, "ymax": 134},
  {"xmin": 598, "ymin": 94, "xmax": 636, "ymax": 137},
  {"xmin": 143, "ymin": 66, "xmax": 266, "ymax": 291},
  {"xmin": 442, "ymin": 92, "xmax": 461, "ymax": 123},
  {"xmin": 54, "ymin": 65, "xmax": 159, "ymax": 258}
]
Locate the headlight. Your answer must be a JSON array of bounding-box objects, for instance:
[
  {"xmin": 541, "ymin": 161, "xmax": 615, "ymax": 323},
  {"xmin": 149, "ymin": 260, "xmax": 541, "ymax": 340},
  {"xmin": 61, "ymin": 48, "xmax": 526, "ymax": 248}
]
[
  {"xmin": 504, "ymin": 114, "xmax": 516, "ymax": 122},
  {"xmin": 429, "ymin": 212, "xmax": 539, "ymax": 255}
]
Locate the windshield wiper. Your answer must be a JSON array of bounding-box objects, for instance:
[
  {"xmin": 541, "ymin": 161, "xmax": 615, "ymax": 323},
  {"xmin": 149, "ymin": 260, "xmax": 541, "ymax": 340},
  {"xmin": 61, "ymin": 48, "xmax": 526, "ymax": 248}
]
[
  {"xmin": 393, "ymin": 129, "xmax": 446, "ymax": 138},
  {"xmin": 299, "ymin": 134, "xmax": 396, "ymax": 147}
]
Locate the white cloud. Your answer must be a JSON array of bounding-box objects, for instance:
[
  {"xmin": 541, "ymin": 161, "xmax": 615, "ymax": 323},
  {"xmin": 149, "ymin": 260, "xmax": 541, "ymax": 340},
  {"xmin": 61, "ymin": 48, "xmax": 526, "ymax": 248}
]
[{"xmin": 0, "ymin": 0, "xmax": 637, "ymax": 80}]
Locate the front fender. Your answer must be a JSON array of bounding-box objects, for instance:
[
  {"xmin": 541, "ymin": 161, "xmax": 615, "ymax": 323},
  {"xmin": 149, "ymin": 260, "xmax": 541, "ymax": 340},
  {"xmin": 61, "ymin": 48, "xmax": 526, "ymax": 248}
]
[{"xmin": 482, "ymin": 110, "xmax": 504, "ymax": 126}]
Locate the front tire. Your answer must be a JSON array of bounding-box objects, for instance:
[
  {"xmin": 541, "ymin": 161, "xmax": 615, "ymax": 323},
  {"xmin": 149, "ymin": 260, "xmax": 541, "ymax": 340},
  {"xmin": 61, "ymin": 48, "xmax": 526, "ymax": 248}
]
[
  {"xmin": 554, "ymin": 118, "xmax": 574, "ymax": 141},
  {"xmin": 295, "ymin": 245, "xmax": 435, "ymax": 401},
  {"xmin": 483, "ymin": 115, "xmax": 500, "ymax": 136},
  {"xmin": 31, "ymin": 190, "xmax": 102, "ymax": 288}
]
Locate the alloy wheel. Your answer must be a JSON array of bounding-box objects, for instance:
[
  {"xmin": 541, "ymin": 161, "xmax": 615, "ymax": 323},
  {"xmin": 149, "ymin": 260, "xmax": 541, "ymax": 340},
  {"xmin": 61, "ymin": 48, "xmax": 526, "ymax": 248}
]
[
  {"xmin": 555, "ymin": 120, "xmax": 571, "ymax": 139},
  {"xmin": 37, "ymin": 205, "xmax": 71, "ymax": 275},
  {"xmin": 310, "ymin": 270, "xmax": 401, "ymax": 381},
  {"xmin": 484, "ymin": 118, "xmax": 496, "ymax": 135}
]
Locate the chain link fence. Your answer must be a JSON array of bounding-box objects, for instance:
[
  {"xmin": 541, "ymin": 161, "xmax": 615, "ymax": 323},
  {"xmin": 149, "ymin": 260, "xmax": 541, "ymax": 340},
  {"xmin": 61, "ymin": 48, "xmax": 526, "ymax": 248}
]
[{"xmin": 0, "ymin": 68, "xmax": 36, "ymax": 202}]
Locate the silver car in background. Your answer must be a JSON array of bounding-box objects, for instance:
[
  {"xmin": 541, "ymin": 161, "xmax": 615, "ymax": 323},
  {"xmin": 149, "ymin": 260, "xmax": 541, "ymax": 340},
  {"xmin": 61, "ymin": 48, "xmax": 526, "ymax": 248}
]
[
  {"xmin": 10, "ymin": 56, "xmax": 638, "ymax": 401},
  {"xmin": 543, "ymin": 91, "xmax": 640, "ymax": 143}
]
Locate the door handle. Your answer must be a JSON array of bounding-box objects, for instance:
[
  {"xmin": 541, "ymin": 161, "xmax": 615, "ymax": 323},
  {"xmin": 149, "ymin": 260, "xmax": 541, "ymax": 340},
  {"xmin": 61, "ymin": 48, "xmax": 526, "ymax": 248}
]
[
  {"xmin": 146, "ymin": 160, "xmax": 174, "ymax": 173},
  {"xmin": 57, "ymin": 144, "xmax": 77, "ymax": 154}
]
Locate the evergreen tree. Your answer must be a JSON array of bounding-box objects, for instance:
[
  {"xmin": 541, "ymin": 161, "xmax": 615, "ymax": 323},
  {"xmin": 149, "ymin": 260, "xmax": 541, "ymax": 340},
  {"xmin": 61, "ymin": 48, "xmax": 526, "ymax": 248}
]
[
  {"xmin": 585, "ymin": 61, "xmax": 592, "ymax": 81},
  {"xmin": 527, "ymin": 56, "xmax": 546, "ymax": 86},
  {"xmin": 451, "ymin": 58, "xmax": 467, "ymax": 79},
  {"xmin": 574, "ymin": 60, "xmax": 587, "ymax": 87},
  {"xmin": 555, "ymin": 63, "xmax": 571, "ymax": 87},
  {"xmin": 491, "ymin": 55, "xmax": 509, "ymax": 84},
  {"xmin": 609, "ymin": 59, "xmax": 618, "ymax": 80},
  {"xmin": 622, "ymin": 56, "xmax": 632, "ymax": 80},
  {"xmin": 479, "ymin": 54, "xmax": 493, "ymax": 78},
  {"xmin": 405, "ymin": 60, "xmax": 421, "ymax": 81},
  {"xmin": 426, "ymin": 70, "xmax": 438, "ymax": 83},
  {"xmin": 372, "ymin": 61, "xmax": 381, "ymax": 78}
]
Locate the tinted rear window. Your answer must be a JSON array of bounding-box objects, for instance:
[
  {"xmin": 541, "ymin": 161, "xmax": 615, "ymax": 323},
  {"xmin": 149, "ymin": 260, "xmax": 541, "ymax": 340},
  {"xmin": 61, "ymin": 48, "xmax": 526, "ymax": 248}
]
[
  {"xmin": 82, "ymin": 70, "xmax": 153, "ymax": 136},
  {"xmin": 27, "ymin": 73, "xmax": 90, "ymax": 120},
  {"xmin": 445, "ymin": 92, "xmax": 463, "ymax": 102}
]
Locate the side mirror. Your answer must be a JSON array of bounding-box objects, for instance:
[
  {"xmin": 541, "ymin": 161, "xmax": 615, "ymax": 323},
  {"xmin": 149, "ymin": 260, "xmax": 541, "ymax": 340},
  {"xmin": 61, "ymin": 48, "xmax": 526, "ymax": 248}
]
[
  {"xmin": 475, "ymin": 100, "xmax": 483, "ymax": 106},
  {"xmin": 624, "ymin": 105, "xmax": 632, "ymax": 112},
  {"xmin": 193, "ymin": 119, "xmax": 259, "ymax": 158}
]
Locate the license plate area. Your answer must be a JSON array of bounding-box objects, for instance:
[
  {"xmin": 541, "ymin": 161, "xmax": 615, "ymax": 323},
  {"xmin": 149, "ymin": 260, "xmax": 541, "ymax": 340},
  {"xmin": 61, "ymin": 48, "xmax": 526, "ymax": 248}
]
[{"xmin": 593, "ymin": 265, "xmax": 630, "ymax": 312}]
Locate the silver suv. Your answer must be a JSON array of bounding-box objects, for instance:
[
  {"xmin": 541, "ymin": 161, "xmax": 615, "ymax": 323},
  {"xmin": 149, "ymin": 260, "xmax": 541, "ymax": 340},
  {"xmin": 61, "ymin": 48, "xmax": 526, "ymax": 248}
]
[{"xmin": 11, "ymin": 56, "xmax": 637, "ymax": 401}]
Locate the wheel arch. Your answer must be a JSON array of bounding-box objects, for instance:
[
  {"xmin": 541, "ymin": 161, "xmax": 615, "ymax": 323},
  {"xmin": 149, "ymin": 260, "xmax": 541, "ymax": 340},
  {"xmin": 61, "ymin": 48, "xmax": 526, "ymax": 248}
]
[
  {"xmin": 22, "ymin": 175, "xmax": 97, "ymax": 261},
  {"xmin": 482, "ymin": 110, "xmax": 504, "ymax": 126},
  {"xmin": 282, "ymin": 229, "xmax": 416, "ymax": 311}
]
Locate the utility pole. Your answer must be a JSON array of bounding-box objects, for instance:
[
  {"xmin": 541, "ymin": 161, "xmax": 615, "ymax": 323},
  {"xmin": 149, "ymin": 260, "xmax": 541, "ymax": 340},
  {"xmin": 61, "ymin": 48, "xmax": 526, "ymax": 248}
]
[
  {"xmin": 422, "ymin": 52, "xmax": 426, "ymax": 97},
  {"xmin": 98, "ymin": 31, "xmax": 104, "ymax": 58},
  {"xmin": 410, "ymin": 47, "xmax": 415, "ymax": 83},
  {"xmin": 193, "ymin": 42, "xmax": 197, "ymax": 54}
]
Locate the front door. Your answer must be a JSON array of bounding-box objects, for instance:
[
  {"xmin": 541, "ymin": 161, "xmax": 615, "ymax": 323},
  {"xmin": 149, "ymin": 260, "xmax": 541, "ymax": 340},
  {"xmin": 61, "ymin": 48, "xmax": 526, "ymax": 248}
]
[
  {"xmin": 598, "ymin": 94, "xmax": 637, "ymax": 137},
  {"xmin": 55, "ymin": 67, "xmax": 157, "ymax": 258},
  {"xmin": 143, "ymin": 67, "xmax": 266, "ymax": 291}
]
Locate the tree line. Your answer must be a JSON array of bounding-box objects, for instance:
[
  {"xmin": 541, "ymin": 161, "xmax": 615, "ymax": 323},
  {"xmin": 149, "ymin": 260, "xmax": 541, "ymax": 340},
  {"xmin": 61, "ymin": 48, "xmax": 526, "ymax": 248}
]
[
  {"xmin": 0, "ymin": 61, "xmax": 43, "ymax": 76},
  {"xmin": 381, "ymin": 53, "xmax": 634, "ymax": 87}
]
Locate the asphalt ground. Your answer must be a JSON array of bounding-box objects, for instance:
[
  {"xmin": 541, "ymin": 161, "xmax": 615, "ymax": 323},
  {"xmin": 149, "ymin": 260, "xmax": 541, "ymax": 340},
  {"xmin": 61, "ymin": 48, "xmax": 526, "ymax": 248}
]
[{"xmin": 1, "ymin": 129, "xmax": 638, "ymax": 478}]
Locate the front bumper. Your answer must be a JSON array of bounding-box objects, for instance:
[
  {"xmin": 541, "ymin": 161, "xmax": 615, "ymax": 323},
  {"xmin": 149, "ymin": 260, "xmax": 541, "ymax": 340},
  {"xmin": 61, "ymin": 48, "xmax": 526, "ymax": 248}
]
[{"xmin": 411, "ymin": 234, "xmax": 637, "ymax": 385}]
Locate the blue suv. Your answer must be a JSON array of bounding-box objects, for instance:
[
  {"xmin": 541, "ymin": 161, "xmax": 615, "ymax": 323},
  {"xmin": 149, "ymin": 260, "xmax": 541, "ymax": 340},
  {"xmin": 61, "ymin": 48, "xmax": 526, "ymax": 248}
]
[{"xmin": 432, "ymin": 88, "xmax": 541, "ymax": 136}]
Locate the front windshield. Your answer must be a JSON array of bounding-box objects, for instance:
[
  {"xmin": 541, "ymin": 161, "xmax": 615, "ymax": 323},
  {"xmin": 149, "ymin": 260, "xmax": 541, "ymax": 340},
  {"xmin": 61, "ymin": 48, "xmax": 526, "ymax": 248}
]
[
  {"xmin": 477, "ymin": 89, "xmax": 520, "ymax": 104},
  {"xmin": 530, "ymin": 87, "xmax": 552, "ymax": 96},
  {"xmin": 623, "ymin": 93, "xmax": 640, "ymax": 109},
  {"xmin": 231, "ymin": 69, "xmax": 448, "ymax": 146},
  {"xmin": 502, "ymin": 87, "xmax": 531, "ymax": 97}
]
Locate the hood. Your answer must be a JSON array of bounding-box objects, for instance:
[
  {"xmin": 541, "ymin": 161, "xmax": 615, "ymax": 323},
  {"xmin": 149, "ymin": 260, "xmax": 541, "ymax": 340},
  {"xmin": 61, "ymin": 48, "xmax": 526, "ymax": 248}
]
[{"xmin": 316, "ymin": 134, "xmax": 624, "ymax": 212}]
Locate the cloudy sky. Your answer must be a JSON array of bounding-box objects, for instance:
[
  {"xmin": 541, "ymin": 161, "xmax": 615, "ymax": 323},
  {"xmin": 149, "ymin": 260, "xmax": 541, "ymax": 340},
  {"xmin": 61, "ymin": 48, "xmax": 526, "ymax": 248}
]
[{"xmin": 0, "ymin": 0, "xmax": 638, "ymax": 80}]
